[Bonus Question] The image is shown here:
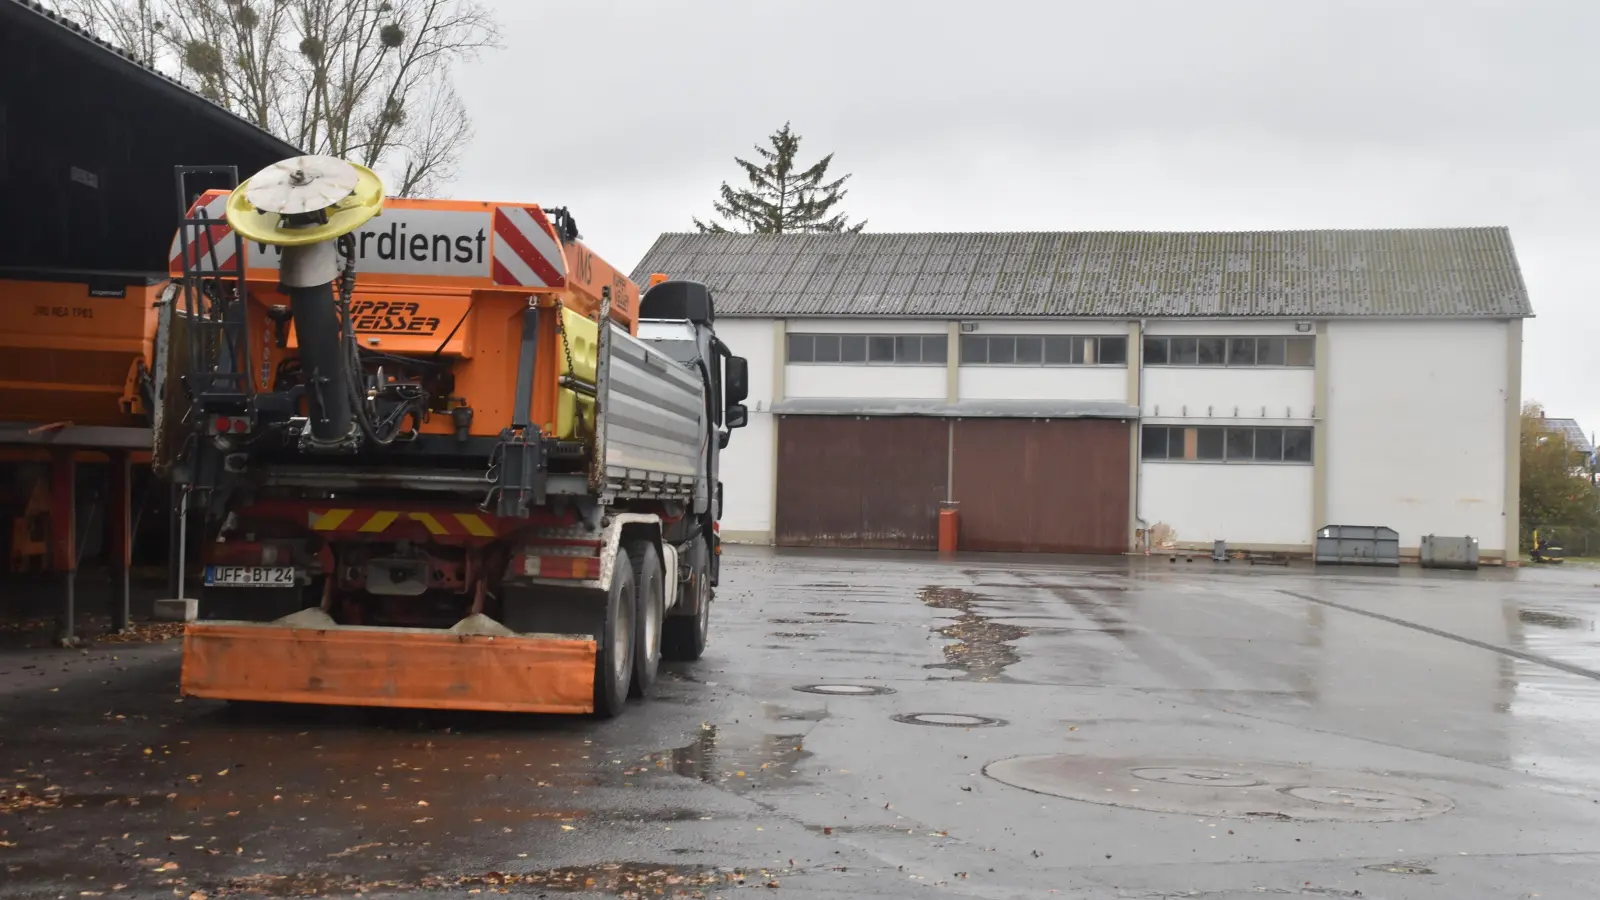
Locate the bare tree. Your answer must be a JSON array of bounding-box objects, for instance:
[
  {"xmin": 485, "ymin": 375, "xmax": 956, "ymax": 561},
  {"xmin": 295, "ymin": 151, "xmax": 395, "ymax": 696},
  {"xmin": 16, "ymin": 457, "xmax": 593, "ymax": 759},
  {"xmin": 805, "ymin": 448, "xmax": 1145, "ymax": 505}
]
[{"xmin": 50, "ymin": 0, "xmax": 499, "ymax": 197}]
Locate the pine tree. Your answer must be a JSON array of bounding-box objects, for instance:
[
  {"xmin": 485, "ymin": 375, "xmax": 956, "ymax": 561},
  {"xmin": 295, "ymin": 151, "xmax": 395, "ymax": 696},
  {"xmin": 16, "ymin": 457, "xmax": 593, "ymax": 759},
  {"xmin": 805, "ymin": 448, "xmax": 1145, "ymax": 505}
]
[{"xmin": 694, "ymin": 123, "xmax": 866, "ymax": 234}]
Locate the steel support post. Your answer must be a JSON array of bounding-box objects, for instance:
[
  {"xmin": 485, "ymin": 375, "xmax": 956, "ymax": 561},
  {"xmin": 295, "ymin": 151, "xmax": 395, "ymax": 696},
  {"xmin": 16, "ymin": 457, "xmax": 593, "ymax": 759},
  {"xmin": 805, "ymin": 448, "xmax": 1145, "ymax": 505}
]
[
  {"xmin": 108, "ymin": 449, "xmax": 132, "ymax": 632},
  {"xmin": 50, "ymin": 448, "xmax": 77, "ymax": 646}
]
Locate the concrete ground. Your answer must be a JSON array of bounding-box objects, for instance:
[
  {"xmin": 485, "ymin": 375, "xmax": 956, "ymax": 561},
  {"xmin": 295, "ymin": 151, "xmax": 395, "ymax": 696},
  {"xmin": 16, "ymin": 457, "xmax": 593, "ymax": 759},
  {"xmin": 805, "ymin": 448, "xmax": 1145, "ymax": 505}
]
[{"xmin": 3, "ymin": 548, "xmax": 1600, "ymax": 899}]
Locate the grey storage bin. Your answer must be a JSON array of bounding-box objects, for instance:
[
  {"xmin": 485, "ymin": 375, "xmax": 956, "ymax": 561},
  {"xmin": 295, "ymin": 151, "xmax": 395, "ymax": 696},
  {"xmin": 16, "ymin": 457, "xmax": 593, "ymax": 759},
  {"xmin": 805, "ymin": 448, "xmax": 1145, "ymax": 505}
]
[
  {"xmin": 1315, "ymin": 525, "xmax": 1400, "ymax": 567},
  {"xmin": 1419, "ymin": 535, "xmax": 1479, "ymax": 570}
]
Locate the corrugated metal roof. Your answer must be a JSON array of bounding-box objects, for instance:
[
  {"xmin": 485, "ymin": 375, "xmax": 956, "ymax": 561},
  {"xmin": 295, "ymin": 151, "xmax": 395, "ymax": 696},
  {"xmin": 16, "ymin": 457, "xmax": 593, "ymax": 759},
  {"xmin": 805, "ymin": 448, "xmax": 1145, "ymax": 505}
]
[
  {"xmin": 5, "ymin": 0, "xmax": 300, "ymax": 157},
  {"xmin": 631, "ymin": 228, "xmax": 1533, "ymax": 319}
]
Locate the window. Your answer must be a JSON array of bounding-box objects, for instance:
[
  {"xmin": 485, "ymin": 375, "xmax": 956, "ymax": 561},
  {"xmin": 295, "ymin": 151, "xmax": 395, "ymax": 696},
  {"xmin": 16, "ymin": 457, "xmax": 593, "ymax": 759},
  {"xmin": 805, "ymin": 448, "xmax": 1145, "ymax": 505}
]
[
  {"xmin": 787, "ymin": 333, "xmax": 947, "ymax": 365},
  {"xmin": 1142, "ymin": 426, "xmax": 1170, "ymax": 460},
  {"xmin": 959, "ymin": 334, "xmax": 1129, "ymax": 367},
  {"xmin": 1143, "ymin": 337, "xmax": 1168, "ymax": 365},
  {"xmin": 1142, "ymin": 335, "xmax": 1315, "ymax": 367},
  {"xmin": 1141, "ymin": 425, "xmax": 1314, "ymax": 464}
]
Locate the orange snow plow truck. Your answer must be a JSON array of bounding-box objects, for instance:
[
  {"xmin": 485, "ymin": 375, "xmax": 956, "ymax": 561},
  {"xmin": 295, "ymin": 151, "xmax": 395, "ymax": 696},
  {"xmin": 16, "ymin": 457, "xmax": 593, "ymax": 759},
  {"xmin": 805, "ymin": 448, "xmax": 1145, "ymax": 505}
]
[{"xmin": 161, "ymin": 157, "xmax": 748, "ymax": 717}]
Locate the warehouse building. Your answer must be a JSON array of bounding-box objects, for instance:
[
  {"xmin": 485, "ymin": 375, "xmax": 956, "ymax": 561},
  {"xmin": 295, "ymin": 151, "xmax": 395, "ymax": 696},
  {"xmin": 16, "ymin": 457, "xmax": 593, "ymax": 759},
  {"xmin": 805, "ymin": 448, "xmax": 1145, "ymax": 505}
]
[{"xmin": 631, "ymin": 228, "xmax": 1531, "ymax": 563}]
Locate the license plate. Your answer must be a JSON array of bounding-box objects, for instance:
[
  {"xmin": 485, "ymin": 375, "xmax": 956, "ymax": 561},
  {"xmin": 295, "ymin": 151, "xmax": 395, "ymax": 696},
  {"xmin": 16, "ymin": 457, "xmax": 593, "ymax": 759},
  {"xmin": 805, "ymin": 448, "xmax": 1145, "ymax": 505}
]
[{"xmin": 204, "ymin": 566, "xmax": 296, "ymax": 587}]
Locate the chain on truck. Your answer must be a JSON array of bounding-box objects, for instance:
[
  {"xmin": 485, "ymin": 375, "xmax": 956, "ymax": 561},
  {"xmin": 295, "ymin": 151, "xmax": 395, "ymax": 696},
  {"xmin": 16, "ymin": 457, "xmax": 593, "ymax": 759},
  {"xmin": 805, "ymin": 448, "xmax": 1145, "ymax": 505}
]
[{"xmin": 156, "ymin": 156, "xmax": 750, "ymax": 717}]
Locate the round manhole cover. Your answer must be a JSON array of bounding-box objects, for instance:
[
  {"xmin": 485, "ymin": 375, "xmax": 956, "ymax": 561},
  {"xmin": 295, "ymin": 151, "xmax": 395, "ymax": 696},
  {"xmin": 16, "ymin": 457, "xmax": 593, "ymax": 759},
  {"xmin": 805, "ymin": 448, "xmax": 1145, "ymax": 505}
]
[
  {"xmin": 892, "ymin": 713, "xmax": 1006, "ymax": 728},
  {"xmin": 1130, "ymin": 767, "xmax": 1263, "ymax": 788},
  {"xmin": 1281, "ymin": 785, "xmax": 1437, "ymax": 812},
  {"xmin": 793, "ymin": 684, "xmax": 895, "ymax": 696},
  {"xmin": 982, "ymin": 755, "xmax": 1453, "ymax": 822}
]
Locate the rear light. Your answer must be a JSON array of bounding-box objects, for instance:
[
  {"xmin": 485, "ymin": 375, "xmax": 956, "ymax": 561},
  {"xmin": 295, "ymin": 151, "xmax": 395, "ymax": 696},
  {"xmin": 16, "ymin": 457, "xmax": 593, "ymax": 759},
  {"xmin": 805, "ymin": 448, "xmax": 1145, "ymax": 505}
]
[
  {"xmin": 211, "ymin": 416, "xmax": 250, "ymax": 435},
  {"xmin": 511, "ymin": 554, "xmax": 601, "ymax": 580}
]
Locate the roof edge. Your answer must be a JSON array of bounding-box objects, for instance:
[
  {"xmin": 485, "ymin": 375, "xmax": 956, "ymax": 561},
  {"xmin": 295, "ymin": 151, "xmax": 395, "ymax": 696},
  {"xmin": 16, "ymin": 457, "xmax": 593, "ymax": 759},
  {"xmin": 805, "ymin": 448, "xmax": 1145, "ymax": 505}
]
[{"xmin": 6, "ymin": 0, "xmax": 301, "ymax": 159}]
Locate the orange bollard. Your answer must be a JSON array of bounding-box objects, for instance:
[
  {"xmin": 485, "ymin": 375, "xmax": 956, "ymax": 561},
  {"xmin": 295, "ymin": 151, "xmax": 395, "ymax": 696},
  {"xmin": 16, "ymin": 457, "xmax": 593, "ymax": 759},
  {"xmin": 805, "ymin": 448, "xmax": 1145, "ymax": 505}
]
[{"xmin": 938, "ymin": 507, "xmax": 959, "ymax": 554}]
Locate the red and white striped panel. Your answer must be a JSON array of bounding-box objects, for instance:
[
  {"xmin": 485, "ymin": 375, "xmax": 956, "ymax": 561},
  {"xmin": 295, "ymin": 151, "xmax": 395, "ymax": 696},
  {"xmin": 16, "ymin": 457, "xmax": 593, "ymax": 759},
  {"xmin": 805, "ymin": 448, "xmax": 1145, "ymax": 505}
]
[
  {"xmin": 490, "ymin": 205, "xmax": 567, "ymax": 289},
  {"xmin": 167, "ymin": 191, "xmax": 241, "ymax": 275}
]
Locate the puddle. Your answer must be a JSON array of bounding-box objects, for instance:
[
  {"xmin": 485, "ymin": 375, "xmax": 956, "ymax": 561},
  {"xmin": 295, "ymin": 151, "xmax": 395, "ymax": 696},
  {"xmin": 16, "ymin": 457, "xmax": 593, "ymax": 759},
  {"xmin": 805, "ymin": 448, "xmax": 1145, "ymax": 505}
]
[
  {"xmin": 194, "ymin": 863, "xmax": 759, "ymax": 897},
  {"xmin": 918, "ymin": 586, "xmax": 1028, "ymax": 682},
  {"xmin": 764, "ymin": 705, "xmax": 829, "ymax": 723},
  {"xmin": 437, "ymin": 863, "xmax": 771, "ymax": 895},
  {"xmin": 1519, "ymin": 609, "xmax": 1589, "ymax": 630},
  {"xmin": 650, "ymin": 724, "xmax": 810, "ymax": 794}
]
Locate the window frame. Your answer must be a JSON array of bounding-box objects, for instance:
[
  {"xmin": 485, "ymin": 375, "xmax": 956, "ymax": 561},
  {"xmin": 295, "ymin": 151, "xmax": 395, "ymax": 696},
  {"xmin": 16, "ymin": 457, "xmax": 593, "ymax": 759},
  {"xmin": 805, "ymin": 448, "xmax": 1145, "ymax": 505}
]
[
  {"xmin": 786, "ymin": 333, "xmax": 949, "ymax": 366},
  {"xmin": 1142, "ymin": 335, "xmax": 1316, "ymax": 368},
  {"xmin": 1140, "ymin": 424, "xmax": 1315, "ymax": 465},
  {"xmin": 958, "ymin": 334, "xmax": 1130, "ymax": 368}
]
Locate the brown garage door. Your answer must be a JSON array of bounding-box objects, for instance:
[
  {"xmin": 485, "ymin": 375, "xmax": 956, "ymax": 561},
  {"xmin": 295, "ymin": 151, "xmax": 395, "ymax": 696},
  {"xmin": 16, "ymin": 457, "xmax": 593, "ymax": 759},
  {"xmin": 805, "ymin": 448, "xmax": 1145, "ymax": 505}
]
[
  {"xmin": 775, "ymin": 416, "xmax": 948, "ymax": 549},
  {"xmin": 951, "ymin": 418, "xmax": 1131, "ymax": 554}
]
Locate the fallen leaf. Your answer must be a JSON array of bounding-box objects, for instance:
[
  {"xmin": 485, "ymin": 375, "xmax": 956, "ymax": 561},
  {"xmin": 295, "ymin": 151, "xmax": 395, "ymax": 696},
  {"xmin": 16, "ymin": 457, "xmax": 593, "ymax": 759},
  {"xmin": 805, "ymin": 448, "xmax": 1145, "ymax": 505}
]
[
  {"xmin": 157, "ymin": 862, "xmax": 179, "ymax": 871},
  {"xmin": 417, "ymin": 800, "xmax": 429, "ymax": 807},
  {"xmin": 215, "ymin": 769, "xmax": 229, "ymax": 777},
  {"xmin": 560, "ymin": 825, "xmax": 575, "ymax": 831},
  {"xmin": 168, "ymin": 835, "xmax": 189, "ymax": 841}
]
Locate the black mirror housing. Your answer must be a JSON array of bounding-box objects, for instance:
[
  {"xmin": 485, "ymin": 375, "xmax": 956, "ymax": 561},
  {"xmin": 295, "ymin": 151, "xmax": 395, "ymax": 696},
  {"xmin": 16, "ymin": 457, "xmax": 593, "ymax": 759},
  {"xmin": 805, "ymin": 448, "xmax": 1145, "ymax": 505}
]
[
  {"xmin": 726, "ymin": 403, "xmax": 748, "ymax": 430},
  {"xmin": 725, "ymin": 356, "xmax": 749, "ymax": 406}
]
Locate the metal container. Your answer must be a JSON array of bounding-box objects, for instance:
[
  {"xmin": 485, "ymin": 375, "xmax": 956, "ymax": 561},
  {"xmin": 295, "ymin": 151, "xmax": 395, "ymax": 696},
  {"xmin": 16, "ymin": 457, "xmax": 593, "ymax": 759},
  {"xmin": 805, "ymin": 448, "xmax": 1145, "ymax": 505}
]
[
  {"xmin": 1314, "ymin": 525, "xmax": 1400, "ymax": 567},
  {"xmin": 1419, "ymin": 535, "xmax": 1480, "ymax": 570}
]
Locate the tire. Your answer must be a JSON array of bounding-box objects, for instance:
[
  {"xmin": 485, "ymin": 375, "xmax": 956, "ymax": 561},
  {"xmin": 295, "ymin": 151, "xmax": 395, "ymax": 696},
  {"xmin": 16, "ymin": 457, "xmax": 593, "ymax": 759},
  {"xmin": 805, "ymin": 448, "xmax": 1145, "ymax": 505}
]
[
  {"xmin": 663, "ymin": 536, "xmax": 711, "ymax": 661},
  {"xmin": 628, "ymin": 540, "xmax": 664, "ymax": 699},
  {"xmin": 592, "ymin": 547, "xmax": 636, "ymax": 718}
]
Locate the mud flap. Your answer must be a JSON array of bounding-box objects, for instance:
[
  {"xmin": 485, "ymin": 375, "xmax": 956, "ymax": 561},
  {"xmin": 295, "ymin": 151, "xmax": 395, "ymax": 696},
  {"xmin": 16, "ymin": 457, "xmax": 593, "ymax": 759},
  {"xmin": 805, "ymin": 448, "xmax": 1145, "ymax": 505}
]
[{"xmin": 180, "ymin": 621, "xmax": 598, "ymax": 714}]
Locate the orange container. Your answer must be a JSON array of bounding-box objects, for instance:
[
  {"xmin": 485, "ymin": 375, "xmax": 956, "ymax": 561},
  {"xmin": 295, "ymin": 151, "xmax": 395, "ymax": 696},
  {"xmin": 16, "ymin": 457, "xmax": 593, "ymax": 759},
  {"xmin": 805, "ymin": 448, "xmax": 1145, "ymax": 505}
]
[{"xmin": 938, "ymin": 507, "xmax": 959, "ymax": 554}]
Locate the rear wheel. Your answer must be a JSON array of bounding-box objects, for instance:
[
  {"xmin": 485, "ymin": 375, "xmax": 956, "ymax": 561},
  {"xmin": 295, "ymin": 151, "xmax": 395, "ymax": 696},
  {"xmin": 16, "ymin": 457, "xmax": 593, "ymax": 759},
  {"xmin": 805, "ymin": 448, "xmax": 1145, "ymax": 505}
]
[
  {"xmin": 592, "ymin": 547, "xmax": 635, "ymax": 718},
  {"xmin": 663, "ymin": 536, "xmax": 711, "ymax": 661},
  {"xmin": 628, "ymin": 540, "xmax": 663, "ymax": 699}
]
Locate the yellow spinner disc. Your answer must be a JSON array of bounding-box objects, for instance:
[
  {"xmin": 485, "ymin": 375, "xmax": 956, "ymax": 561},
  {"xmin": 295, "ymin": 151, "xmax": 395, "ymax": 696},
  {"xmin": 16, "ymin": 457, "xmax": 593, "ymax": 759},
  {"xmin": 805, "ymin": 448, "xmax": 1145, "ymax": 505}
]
[{"xmin": 225, "ymin": 155, "xmax": 386, "ymax": 248}]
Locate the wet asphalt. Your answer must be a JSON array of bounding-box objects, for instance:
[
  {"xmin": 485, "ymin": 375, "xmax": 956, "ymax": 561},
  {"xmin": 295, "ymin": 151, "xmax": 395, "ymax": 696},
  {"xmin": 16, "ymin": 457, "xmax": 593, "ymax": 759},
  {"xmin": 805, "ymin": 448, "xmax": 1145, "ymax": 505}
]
[{"xmin": 4, "ymin": 548, "xmax": 1600, "ymax": 899}]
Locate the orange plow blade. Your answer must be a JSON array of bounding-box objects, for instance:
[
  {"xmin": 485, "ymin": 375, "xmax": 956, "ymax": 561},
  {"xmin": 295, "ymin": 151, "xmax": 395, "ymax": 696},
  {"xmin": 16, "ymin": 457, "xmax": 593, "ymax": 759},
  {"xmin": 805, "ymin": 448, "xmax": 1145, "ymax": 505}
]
[{"xmin": 180, "ymin": 622, "xmax": 597, "ymax": 714}]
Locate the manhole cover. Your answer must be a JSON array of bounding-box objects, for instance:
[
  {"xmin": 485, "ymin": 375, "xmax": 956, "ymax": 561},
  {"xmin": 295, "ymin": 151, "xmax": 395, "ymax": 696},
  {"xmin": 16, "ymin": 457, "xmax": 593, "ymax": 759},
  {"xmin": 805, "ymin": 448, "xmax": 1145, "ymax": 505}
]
[
  {"xmin": 982, "ymin": 755, "xmax": 1453, "ymax": 822},
  {"xmin": 1130, "ymin": 767, "xmax": 1263, "ymax": 788},
  {"xmin": 793, "ymin": 684, "xmax": 895, "ymax": 696},
  {"xmin": 1281, "ymin": 785, "xmax": 1435, "ymax": 811},
  {"xmin": 892, "ymin": 713, "xmax": 1006, "ymax": 728}
]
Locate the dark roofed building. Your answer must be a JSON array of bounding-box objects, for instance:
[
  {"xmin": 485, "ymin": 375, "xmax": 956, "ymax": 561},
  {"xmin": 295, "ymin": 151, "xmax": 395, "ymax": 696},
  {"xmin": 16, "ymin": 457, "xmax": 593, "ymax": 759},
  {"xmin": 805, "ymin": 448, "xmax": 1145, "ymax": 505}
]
[
  {"xmin": 1, "ymin": 0, "xmax": 300, "ymax": 274},
  {"xmin": 633, "ymin": 227, "xmax": 1530, "ymax": 565}
]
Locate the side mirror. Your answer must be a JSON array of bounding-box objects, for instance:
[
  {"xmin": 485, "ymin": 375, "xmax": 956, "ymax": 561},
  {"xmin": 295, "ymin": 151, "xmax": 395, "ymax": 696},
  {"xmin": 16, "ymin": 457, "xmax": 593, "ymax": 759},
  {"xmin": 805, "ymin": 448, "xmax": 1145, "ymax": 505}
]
[
  {"xmin": 726, "ymin": 403, "xmax": 748, "ymax": 430},
  {"xmin": 725, "ymin": 356, "xmax": 749, "ymax": 406}
]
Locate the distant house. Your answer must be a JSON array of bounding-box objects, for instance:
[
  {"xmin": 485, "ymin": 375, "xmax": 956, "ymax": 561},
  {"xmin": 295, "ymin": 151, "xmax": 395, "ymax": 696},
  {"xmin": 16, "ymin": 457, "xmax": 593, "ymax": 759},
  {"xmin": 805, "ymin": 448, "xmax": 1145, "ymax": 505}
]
[{"xmin": 1535, "ymin": 416, "xmax": 1596, "ymax": 480}]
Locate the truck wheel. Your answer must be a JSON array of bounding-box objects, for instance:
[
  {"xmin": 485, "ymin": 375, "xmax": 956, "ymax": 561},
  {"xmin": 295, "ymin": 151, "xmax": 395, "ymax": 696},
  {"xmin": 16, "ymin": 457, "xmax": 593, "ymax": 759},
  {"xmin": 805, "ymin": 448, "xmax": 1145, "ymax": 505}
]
[
  {"xmin": 628, "ymin": 540, "xmax": 663, "ymax": 699},
  {"xmin": 593, "ymin": 547, "xmax": 636, "ymax": 718},
  {"xmin": 663, "ymin": 537, "xmax": 710, "ymax": 661}
]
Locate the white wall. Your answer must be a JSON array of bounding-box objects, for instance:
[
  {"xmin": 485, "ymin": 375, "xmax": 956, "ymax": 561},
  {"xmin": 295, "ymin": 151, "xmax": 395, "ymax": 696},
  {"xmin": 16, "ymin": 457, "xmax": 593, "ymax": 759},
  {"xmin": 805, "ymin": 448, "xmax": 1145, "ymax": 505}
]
[
  {"xmin": 786, "ymin": 365, "xmax": 947, "ymax": 400},
  {"xmin": 711, "ymin": 319, "xmax": 777, "ymax": 538},
  {"xmin": 1145, "ymin": 320, "xmax": 1306, "ymax": 336},
  {"xmin": 1325, "ymin": 319, "xmax": 1511, "ymax": 551},
  {"xmin": 961, "ymin": 319, "xmax": 1129, "ymax": 335},
  {"xmin": 786, "ymin": 319, "xmax": 947, "ymax": 334},
  {"xmin": 960, "ymin": 366, "xmax": 1127, "ymax": 402},
  {"xmin": 1143, "ymin": 368, "xmax": 1315, "ymax": 421},
  {"xmin": 1141, "ymin": 463, "xmax": 1314, "ymax": 546}
]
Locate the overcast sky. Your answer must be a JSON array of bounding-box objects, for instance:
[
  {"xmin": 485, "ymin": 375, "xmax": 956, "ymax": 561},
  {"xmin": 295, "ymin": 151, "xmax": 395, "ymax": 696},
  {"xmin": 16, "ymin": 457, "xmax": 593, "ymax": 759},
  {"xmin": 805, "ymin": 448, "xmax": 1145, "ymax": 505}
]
[{"xmin": 450, "ymin": 0, "xmax": 1600, "ymax": 436}]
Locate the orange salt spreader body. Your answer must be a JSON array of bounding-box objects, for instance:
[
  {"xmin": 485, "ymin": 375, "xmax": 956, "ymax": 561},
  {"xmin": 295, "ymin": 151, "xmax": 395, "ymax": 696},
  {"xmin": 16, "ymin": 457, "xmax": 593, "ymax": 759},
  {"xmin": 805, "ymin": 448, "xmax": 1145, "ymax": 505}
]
[{"xmin": 164, "ymin": 156, "xmax": 750, "ymax": 717}]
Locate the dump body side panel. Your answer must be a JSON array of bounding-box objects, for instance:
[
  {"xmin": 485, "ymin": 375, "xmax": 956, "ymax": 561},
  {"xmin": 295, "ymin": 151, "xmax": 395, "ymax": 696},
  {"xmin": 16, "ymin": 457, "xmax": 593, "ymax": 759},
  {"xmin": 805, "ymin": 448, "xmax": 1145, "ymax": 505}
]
[{"xmin": 595, "ymin": 322, "xmax": 708, "ymax": 502}]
